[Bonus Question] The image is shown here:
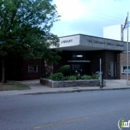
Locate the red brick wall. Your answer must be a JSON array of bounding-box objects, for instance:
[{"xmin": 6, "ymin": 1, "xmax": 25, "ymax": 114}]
[
  {"xmin": 22, "ymin": 59, "xmax": 44, "ymax": 80},
  {"xmin": 104, "ymin": 51, "xmax": 117, "ymax": 79},
  {"xmin": 120, "ymin": 52, "xmax": 130, "ymax": 79}
]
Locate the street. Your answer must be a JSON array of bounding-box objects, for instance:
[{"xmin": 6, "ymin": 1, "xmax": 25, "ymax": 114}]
[{"xmin": 0, "ymin": 90, "xmax": 130, "ymax": 130}]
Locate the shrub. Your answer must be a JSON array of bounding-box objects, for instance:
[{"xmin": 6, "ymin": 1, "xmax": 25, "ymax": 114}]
[
  {"xmin": 59, "ymin": 65, "xmax": 70, "ymax": 76},
  {"xmin": 41, "ymin": 74, "xmax": 50, "ymax": 78},
  {"xmin": 81, "ymin": 75, "xmax": 91, "ymax": 80},
  {"xmin": 91, "ymin": 74, "xmax": 99, "ymax": 79},
  {"xmin": 50, "ymin": 73, "xmax": 64, "ymax": 81},
  {"xmin": 67, "ymin": 75, "xmax": 77, "ymax": 80}
]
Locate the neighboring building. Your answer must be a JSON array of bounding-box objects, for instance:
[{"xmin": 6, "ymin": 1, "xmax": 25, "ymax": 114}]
[
  {"xmin": 119, "ymin": 51, "xmax": 130, "ymax": 79},
  {"xmin": 103, "ymin": 24, "xmax": 130, "ymax": 42},
  {"xmin": 0, "ymin": 57, "xmax": 44, "ymax": 80},
  {"xmin": 103, "ymin": 24, "xmax": 123, "ymax": 41}
]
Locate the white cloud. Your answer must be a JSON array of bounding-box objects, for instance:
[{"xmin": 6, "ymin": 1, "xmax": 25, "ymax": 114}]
[
  {"xmin": 54, "ymin": 0, "xmax": 88, "ymax": 21},
  {"xmin": 52, "ymin": 0, "xmax": 130, "ymax": 37}
]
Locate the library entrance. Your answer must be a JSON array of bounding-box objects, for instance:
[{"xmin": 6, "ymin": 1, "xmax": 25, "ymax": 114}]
[{"xmin": 70, "ymin": 63, "xmax": 90, "ymax": 76}]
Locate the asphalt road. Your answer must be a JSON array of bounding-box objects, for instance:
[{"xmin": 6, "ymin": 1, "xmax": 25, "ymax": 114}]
[{"xmin": 0, "ymin": 90, "xmax": 130, "ymax": 130}]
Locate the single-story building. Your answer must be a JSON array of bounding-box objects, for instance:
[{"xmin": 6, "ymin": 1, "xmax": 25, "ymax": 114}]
[
  {"xmin": 51, "ymin": 34, "xmax": 130, "ymax": 79},
  {"xmin": 0, "ymin": 34, "xmax": 130, "ymax": 80}
]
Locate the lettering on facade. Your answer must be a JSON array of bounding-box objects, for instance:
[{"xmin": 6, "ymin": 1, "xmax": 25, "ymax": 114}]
[
  {"xmin": 99, "ymin": 41, "xmax": 105, "ymax": 44},
  {"xmin": 115, "ymin": 43, "xmax": 124, "ymax": 47},
  {"xmin": 93, "ymin": 40, "xmax": 100, "ymax": 44},
  {"xmin": 87, "ymin": 38, "xmax": 124, "ymax": 48},
  {"xmin": 87, "ymin": 39, "xmax": 92, "ymax": 43},
  {"xmin": 107, "ymin": 42, "xmax": 114, "ymax": 46},
  {"xmin": 61, "ymin": 39, "xmax": 73, "ymax": 44}
]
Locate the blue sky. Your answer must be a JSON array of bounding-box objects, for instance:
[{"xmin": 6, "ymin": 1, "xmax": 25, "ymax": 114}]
[{"xmin": 51, "ymin": 0, "xmax": 130, "ymax": 37}]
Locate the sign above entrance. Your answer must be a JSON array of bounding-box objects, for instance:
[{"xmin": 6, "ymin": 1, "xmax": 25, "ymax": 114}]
[
  {"xmin": 50, "ymin": 34, "xmax": 127, "ymax": 51},
  {"xmin": 61, "ymin": 39, "xmax": 73, "ymax": 44},
  {"xmin": 86, "ymin": 38, "xmax": 124, "ymax": 47},
  {"xmin": 58, "ymin": 35, "xmax": 80, "ymax": 47},
  {"xmin": 80, "ymin": 35, "xmax": 125, "ymax": 51}
]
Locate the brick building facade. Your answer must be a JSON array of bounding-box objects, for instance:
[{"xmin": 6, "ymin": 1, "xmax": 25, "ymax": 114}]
[
  {"xmin": 0, "ymin": 57, "xmax": 44, "ymax": 80},
  {"xmin": 0, "ymin": 34, "xmax": 130, "ymax": 80},
  {"xmin": 119, "ymin": 52, "xmax": 130, "ymax": 79}
]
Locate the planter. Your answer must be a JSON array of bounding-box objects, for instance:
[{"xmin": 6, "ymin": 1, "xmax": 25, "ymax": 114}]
[{"xmin": 40, "ymin": 78, "xmax": 100, "ymax": 88}]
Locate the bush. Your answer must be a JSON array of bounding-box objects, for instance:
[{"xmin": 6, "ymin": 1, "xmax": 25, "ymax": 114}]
[
  {"xmin": 41, "ymin": 74, "xmax": 50, "ymax": 78},
  {"xmin": 67, "ymin": 75, "xmax": 77, "ymax": 80},
  {"xmin": 59, "ymin": 65, "xmax": 70, "ymax": 76},
  {"xmin": 91, "ymin": 74, "xmax": 99, "ymax": 79},
  {"xmin": 50, "ymin": 73, "xmax": 64, "ymax": 81},
  {"xmin": 81, "ymin": 75, "xmax": 91, "ymax": 80}
]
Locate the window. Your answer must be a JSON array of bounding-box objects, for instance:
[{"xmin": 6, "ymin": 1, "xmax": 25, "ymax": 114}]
[
  {"xmin": 28, "ymin": 65, "xmax": 38, "ymax": 73},
  {"xmin": 121, "ymin": 66, "xmax": 130, "ymax": 73}
]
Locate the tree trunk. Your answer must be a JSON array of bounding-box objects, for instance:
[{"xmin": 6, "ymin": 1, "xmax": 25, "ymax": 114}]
[{"xmin": 2, "ymin": 58, "xmax": 6, "ymax": 83}]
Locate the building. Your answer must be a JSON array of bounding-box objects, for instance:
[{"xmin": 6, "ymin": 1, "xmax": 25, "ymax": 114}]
[
  {"xmin": 103, "ymin": 24, "xmax": 130, "ymax": 42},
  {"xmin": 0, "ymin": 57, "xmax": 44, "ymax": 80},
  {"xmin": 51, "ymin": 34, "xmax": 130, "ymax": 79},
  {"xmin": 0, "ymin": 34, "xmax": 130, "ymax": 80}
]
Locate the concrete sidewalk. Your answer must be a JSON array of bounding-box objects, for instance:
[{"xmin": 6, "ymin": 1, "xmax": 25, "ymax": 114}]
[{"xmin": 0, "ymin": 79, "xmax": 130, "ymax": 96}]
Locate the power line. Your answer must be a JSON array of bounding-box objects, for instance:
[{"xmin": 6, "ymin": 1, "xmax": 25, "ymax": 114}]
[{"xmin": 71, "ymin": 10, "xmax": 125, "ymax": 23}]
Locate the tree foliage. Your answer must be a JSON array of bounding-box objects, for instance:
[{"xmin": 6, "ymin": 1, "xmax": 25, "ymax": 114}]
[
  {"xmin": 0, "ymin": 0, "xmax": 60, "ymax": 57},
  {"xmin": 0, "ymin": 0, "xmax": 60, "ymax": 82}
]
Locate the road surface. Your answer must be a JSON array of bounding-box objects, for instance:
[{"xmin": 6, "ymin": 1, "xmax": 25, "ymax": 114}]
[{"xmin": 0, "ymin": 90, "xmax": 130, "ymax": 130}]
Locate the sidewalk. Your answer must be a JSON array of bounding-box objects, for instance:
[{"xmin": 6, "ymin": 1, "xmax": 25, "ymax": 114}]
[{"xmin": 0, "ymin": 79, "xmax": 130, "ymax": 96}]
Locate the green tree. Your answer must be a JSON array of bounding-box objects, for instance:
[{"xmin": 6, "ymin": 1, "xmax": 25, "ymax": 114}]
[{"xmin": 0, "ymin": 0, "xmax": 60, "ymax": 83}]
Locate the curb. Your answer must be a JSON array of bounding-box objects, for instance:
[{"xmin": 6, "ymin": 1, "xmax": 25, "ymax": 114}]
[{"xmin": 23, "ymin": 87, "xmax": 130, "ymax": 95}]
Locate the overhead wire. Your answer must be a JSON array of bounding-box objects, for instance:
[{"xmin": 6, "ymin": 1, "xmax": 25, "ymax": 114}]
[{"xmin": 68, "ymin": 9, "xmax": 126, "ymax": 23}]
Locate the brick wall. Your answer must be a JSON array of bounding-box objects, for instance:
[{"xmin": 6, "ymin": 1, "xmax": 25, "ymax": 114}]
[
  {"xmin": 78, "ymin": 50, "xmax": 119, "ymax": 79},
  {"xmin": 104, "ymin": 51, "xmax": 116, "ymax": 79},
  {"xmin": 120, "ymin": 52, "xmax": 130, "ymax": 79},
  {"xmin": 22, "ymin": 59, "xmax": 44, "ymax": 80},
  {"xmin": 89, "ymin": 51, "xmax": 105, "ymax": 77}
]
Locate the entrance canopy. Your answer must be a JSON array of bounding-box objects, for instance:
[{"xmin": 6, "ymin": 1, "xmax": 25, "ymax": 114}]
[{"xmin": 50, "ymin": 34, "xmax": 129, "ymax": 51}]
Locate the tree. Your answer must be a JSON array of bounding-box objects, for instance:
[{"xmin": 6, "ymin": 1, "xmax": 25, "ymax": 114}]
[{"xmin": 0, "ymin": 0, "xmax": 60, "ymax": 83}]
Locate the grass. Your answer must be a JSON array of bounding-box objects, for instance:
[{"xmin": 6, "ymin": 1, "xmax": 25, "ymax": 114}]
[{"xmin": 0, "ymin": 81, "xmax": 31, "ymax": 91}]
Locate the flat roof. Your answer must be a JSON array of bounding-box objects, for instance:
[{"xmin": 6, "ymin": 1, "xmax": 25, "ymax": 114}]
[
  {"xmin": 51, "ymin": 34, "xmax": 130, "ymax": 51},
  {"xmin": 59, "ymin": 33, "xmax": 127, "ymax": 43}
]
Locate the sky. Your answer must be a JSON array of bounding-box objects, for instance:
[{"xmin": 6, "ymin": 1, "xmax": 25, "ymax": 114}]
[{"xmin": 51, "ymin": 0, "xmax": 130, "ymax": 37}]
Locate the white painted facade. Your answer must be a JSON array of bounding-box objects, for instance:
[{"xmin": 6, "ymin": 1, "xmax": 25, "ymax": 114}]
[
  {"xmin": 103, "ymin": 24, "xmax": 130, "ymax": 42},
  {"xmin": 123, "ymin": 28, "xmax": 130, "ymax": 42},
  {"xmin": 103, "ymin": 24, "xmax": 122, "ymax": 41},
  {"xmin": 50, "ymin": 34, "xmax": 129, "ymax": 51}
]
